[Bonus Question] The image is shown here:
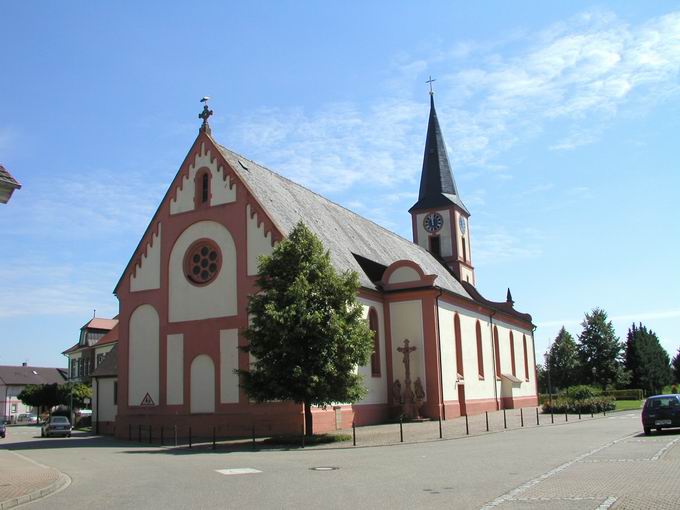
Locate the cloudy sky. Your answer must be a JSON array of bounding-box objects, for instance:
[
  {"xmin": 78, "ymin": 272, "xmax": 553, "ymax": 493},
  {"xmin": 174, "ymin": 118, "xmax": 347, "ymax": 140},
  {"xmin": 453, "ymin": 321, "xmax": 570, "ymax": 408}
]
[{"xmin": 1, "ymin": 1, "xmax": 679, "ymax": 367}]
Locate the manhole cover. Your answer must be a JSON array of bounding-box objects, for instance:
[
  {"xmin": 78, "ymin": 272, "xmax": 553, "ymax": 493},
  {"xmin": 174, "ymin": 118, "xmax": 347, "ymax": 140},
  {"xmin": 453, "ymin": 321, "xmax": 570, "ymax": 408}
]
[{"xmin": 310, "ymin": 466, "xmax": 339, "ymax": 471}]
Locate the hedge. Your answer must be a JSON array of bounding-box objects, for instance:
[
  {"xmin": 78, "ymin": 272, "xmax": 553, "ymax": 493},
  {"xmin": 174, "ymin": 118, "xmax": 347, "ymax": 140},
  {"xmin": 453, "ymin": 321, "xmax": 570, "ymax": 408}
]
[
  {"xmin": 542, "ymin": 396, "xmax": 615, "ymax": 414},
  {"xmin": 602, "ymin": 389, "xmax": 644, "ymax": 401}
]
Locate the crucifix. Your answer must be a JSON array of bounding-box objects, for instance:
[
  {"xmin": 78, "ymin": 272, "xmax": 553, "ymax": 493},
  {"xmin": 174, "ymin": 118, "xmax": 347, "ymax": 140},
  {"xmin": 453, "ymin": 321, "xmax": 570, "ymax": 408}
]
[
  {"xmin": 397, "ymin": 338, "xmax": 417, "ymax": 384},
  {"xmin": 426, "ymin": 75, "xmax": 436, "ymax": 95}
]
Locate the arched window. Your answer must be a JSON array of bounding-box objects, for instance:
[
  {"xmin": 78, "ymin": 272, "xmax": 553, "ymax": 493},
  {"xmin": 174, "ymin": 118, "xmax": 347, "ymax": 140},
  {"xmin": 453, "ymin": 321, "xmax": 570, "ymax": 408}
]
[
  {"xmin": 476, "ymin": 321, "xmax": 484, "ymax": 379},
  {"xmin": 493, "ymin": 326, "xmax": 500, "ymax": 378},
  {"xmin": 429, "ymin": 236, "xmax": 441, "ymax": 257},
  {"xmin": 509, "ymin": 331, "xmax": 516, "ymax": 376},
  {"xmin": 454, "ymin": 313, "xmax": 464, "ymax": 379},
  {"xmin": 523, "ymin": 334, "xmax": 529, "ymax": 381},
  {"xmin": 369, "ymin": 308, "xmax": 380, "ymax": 377},
  {"xmin": 201, "ymin": 173, "xmax": 209, "ymax": 203},
  {"xmin": 195, "ymin": 169, "xmax": 211, "ymax": 207}
]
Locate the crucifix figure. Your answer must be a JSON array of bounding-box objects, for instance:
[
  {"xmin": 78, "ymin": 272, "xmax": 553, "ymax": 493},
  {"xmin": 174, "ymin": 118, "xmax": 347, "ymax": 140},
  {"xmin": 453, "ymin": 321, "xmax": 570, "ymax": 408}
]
[
  {"xmin": 426, "ymin": 75, "xmax": 436, "ymax": 95},
  {"xmin": 397, "ymin": 338, "xmax": 416, "ymax": 384},
  {"xmin": 198, "ymin": 97, "xmax": 213, "ymax": 134},
  {"xmin": 397, "ymin": 339, "xmax": 418, "ymax": 418}
]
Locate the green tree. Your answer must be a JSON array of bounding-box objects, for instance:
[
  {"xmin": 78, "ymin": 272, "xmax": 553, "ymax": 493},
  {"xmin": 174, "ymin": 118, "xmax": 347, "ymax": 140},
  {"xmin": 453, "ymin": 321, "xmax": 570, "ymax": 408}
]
[
  {"xmin": 545, "ymin": 327, "xmax": 580, "ymax": 391},
  {"xmin": 239, "ymin": 221, "xmax": 374, "ymax": 436},
  {"xmin": 577, "ymin": 308, "xmax": 624, "ymax": 388},
  {"xmin": 671, "ymin": 348, "xmax": 680, "ymax": 385},
  {"xmin": 624, "ymin": 323, "xmax": 672, "ymax": 395},
  {"xmin": 18, "ymin": 384, "xmax": 63, "ymax": 416},
  {"xmin": 61, "ymin": 382, "xmax": 93, "ymax": 409}
]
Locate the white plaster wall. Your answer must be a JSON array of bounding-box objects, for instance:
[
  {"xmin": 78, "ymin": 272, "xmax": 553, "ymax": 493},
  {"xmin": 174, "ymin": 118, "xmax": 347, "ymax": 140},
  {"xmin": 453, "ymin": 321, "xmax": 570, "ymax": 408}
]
[
  {"xmin": 416, "ymin": 210, "xmax": 453, "ymax": 257},
  {"xmin": 438, "ymin": 305, "xmax": 457, "ymax": 401},
  {"xmin": 494, "ymin": 320, "xmax": 535, "ymax": 398},
  {"xmin": 168, "ymin": 221, "xmax": 237, "ymax": 322},
  {"xmin": 388, "ymin": 266, "xmax": 420, "ymax": 284},
  {"xmin": 246, "ymin": 205, "xmax": 275, "ymax": 276},
  {"xmin": 166, "ymin": 334, "xmax": 183, "ymax": 405},
  {"xmin": 219, "ymin": 329, "xmax": 239, "ymax": 404},
  {"xmin": 170, "ymin": 142, "xmax": 236, "ymax": 214},
  {"xmin": 460, "ymin": 266, "xmax": 475, "ymax": 285},
  {"xmin": 190, "ymin": 354, "xmax": 215, "ymax": 413},
  {"xmin": 130, "ymin": 224, "xmax": 162, "ymax": 292},
  {"xmin": 94, "ymin": 378, "xmax": 117, "ymax": 422},
  {"xmin": 389, "ymin": 300, "xmax": 427, "ymax": 400},
  {"xmin": 128, "ymin": 304, "xmax": 159, "ymax": 406},
  {"xmin": 357, "ymin": 298, "xmax": 387, "ymax": 405}
]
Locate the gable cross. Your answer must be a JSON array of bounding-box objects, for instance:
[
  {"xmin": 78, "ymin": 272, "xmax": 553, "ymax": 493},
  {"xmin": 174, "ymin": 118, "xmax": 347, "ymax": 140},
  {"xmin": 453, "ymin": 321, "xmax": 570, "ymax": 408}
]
[
  {"xmin": 198, "ymin": 97, "xmax": 213, "ymax": 134},
  {"xmin": 426, "ymin": 75, "xmax": 436, "ymax": 95}
]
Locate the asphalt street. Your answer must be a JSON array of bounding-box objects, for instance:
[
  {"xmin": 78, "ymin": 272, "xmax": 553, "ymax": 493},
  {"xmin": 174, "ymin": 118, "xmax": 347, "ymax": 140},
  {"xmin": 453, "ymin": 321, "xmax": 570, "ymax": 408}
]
[{"xmin": 3, "ymin": 411, "xmax": 678, "ymax": 509}]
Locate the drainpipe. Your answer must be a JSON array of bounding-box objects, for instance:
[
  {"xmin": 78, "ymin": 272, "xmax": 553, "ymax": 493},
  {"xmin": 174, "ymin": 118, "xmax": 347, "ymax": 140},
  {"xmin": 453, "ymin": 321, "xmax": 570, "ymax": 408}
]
[
  {"xmin": 434, "ymin": 287, "xmax": 445, "ymax": 420},
  {"xmin": 531, "ymin": 325, "xmax": 539, "ymax": 401},
  {"xmin": 489, "ymin": 310, "xmax": 499, "ymax": 410}
]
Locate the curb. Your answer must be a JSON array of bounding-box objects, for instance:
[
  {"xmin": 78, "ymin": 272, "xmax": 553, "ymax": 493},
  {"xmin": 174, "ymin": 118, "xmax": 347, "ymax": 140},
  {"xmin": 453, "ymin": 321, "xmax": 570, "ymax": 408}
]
[{"xmin": 0, "ymin": 472, "xmax": 71, "ymax": 510}]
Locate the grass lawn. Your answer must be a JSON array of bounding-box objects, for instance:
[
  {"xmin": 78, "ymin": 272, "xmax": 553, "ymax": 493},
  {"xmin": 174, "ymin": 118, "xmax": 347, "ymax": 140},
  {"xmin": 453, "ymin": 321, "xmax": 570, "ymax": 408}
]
[{"xmin": 615, "ymin": 400, "xmax": 643, "ymax": 411}]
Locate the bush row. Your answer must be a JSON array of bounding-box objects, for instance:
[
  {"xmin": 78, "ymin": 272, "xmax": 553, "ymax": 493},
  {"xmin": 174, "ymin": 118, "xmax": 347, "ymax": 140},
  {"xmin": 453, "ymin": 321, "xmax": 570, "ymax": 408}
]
[
  {"xmin": 602, "ymin": 389, "xmax": 644, "ymax": 400},
  {"xmin": 542, "ymin": 396, "xmax": 616, "ymax": 414}
]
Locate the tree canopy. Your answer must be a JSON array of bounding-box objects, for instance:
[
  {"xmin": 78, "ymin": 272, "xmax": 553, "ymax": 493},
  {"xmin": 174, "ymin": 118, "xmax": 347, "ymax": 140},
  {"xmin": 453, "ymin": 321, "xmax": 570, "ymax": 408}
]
[
  {"xmin": 545, "ymin": 326, "xmax": 579, "ymax": 392},
  {"xmin": 624, "ymin": 323, "xmax": 671, "ymax": 395},
  {"xmin": 18, "ymin": 382, "xmax": 92, "ymax": 415},
  {"xmin": 671, "ymin": 348, "xmax": 680, "ymax": 385},
  {"xmin": 239, "ymin": 221, "xmax": 374, "ymax": 435},
  {"xmin": 577, "ymin": 308, "xmax": 625, "ymax": 388}
]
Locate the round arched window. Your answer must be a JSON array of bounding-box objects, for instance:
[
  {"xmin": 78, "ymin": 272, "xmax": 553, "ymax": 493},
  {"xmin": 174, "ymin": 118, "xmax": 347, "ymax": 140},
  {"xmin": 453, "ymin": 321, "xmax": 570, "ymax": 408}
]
[{"xmin": 183, "ymin": 239, "xmax": 222, "ymax": 286}]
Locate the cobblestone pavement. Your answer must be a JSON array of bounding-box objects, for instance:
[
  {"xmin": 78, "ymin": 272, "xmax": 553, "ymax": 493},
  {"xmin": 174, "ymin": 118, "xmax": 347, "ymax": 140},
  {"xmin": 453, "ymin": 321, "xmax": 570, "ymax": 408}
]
[
  {"xmin": 0, "ymin": 430, "xmax": 70, "ymax": 509},
  {"xmin": 478, "ymin": 414, "xmax": 680, "ymax": 510}
]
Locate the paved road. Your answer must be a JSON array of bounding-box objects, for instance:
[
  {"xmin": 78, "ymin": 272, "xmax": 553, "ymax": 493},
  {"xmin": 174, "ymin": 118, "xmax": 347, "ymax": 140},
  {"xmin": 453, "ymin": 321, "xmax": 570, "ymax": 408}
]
[{"xmin": 3, "ymin": 412, "xmax": 679, "ymax": 509}]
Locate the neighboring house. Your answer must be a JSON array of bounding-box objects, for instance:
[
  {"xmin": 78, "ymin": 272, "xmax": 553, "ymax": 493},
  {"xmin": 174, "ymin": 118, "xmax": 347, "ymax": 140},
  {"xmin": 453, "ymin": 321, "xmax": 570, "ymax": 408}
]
[
  {"xmin": 108, "ymin": 94, "xmax": 539, "ymax": 438},
  {"xmin": 0, "ymin": 364, "xmax": 67, "ymax": 422},
  {"xmin": 62, "ymin": 317, "xmax": 118, "ymax": 385},
  {"xmin": 91, "ymin": 345, "xmax": 118, "ymax": 435},
  {"xmin": 0, "ymin": 164, "xmax": 21, "ymax": 204}
]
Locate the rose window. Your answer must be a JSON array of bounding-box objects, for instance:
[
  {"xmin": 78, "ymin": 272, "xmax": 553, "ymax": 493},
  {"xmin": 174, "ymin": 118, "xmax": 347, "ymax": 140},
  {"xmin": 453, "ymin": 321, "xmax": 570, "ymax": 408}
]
[{"xmin": 184, "ymin": 240, "xmax": 221, "ymax": 285}]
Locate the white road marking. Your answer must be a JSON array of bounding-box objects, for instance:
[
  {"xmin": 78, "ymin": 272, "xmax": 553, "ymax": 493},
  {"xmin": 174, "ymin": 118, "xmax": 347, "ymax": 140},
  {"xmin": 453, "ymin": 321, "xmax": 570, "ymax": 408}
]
[
  {"xmin": 215, "ymin": 468, "xmax": 262, "ymax": 475},
  {"xmin": 478, "ymin": 433, "xmax": 634, "ymax": 509}
]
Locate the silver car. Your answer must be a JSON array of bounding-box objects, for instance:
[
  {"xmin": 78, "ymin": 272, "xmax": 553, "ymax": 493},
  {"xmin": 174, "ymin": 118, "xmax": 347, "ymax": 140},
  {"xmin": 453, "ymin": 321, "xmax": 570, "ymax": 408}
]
[{"xmin": 41, "ymin": 416, "xmax": 72, "ymax": 438}]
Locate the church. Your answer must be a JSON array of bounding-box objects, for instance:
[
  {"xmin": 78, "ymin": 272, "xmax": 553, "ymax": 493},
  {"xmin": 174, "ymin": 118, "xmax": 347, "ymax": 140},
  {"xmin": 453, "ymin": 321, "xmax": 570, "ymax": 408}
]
[{"xmin": 109, "ymin": 93, "xmax": 538, "ymax": 437}]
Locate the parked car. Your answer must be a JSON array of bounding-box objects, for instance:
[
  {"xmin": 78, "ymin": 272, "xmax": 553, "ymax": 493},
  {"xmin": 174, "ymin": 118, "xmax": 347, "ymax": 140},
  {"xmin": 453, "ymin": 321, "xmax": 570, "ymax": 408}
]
[
  {"xmin": 41, "ymin": 416, "xmax": 72, "ymax": 438},
  {"xmin": 17, "ymin": 413, "xmax": 38, "ymax": 424},
  {"xmin": 641, "ymin": 394, "xmax": 680, "ymax": 435},
  {"xmin": 0, "ymin": 421, "xmax": 6, "ymax": 438}
]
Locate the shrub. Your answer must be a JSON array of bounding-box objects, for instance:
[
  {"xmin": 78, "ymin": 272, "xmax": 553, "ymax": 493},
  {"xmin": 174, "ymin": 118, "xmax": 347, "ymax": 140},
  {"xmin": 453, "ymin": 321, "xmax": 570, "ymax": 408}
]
[
  {"xmin": 602, "ymin": 389, "xmax": 644, "ymax": 400},
  {"xmin": 542, "ymin": 396, "xmax": 615, "ymax": 414},
  {"xmin": 564, "ymin": 385, "xmax": 601, "ymax": 400}
]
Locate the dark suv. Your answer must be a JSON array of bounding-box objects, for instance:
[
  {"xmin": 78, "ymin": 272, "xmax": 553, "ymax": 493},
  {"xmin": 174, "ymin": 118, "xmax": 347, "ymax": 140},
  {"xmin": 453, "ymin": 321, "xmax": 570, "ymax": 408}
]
[
  {"xmin": 642, "ymin": 394, "xmax": 680, "ymax": 435},
  {"xmin": 0, "ymin": 420, "xmax": 5, "ymax": 438}
]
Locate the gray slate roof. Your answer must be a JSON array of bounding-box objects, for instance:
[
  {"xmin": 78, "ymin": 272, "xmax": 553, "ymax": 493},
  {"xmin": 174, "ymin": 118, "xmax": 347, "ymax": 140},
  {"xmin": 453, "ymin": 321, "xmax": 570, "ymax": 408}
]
[
  {"xmin": 0, "ymin": 165, "xmax": 21, "ymax": 189},
  {"xmin": 216, "ymin": 143, "xmax": 472, "ymax": 299},
  {"xmin": 0, "ymin": 365, "xmax": 67, "ymax": 386}
]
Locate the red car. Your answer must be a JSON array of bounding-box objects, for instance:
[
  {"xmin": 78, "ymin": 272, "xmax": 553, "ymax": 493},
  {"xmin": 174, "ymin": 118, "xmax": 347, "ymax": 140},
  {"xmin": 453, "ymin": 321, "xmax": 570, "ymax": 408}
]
[{"xmin": 641, "ymin": 395, "xmax": 680, "ymax": 435}]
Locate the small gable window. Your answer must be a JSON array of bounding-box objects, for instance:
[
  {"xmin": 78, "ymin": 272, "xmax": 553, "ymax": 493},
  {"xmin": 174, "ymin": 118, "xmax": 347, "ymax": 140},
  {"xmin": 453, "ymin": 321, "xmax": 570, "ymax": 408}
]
[
  {"xmin": 369, "ymin": 308, "xmax": 380, "ymax": 377},
  {"xmin": 194, "ymin": 169, "xmax": 211, "ymax": 207}
]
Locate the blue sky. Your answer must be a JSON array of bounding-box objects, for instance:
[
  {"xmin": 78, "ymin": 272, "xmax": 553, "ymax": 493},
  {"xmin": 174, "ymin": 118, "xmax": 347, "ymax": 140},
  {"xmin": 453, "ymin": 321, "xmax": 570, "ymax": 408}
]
[{"xmin": 1, "ymin": 1, "xmax": 678, "ymax": 368}]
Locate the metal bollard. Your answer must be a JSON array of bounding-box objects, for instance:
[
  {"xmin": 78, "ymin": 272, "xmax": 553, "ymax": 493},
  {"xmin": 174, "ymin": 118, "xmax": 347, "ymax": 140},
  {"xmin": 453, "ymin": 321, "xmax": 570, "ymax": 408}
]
[
  {"xmin": 252, "ymin": 425, "xmax": 256, "ymax": 449},
  {"xmin": 174, "ymin": 425, "xmax": 178, "ymax": 447},
  {"xmin": 212, "ymin": 427, "xmax": 216, "ymax": 450},
  {"xmin": 465, "ymin": 414, "xmax": 469, "ymax": 435},
  {"xmin": 551, "ymin": 408, "xmax": 554, "ymax": 424},
  {"xmin": 565, "ymin": 410, "xmax": 569, "ymax": 422},
  {"xmin": 352, "ymin": 421, "xmax": 356, "ymax": 446},
  {"xmin": 591, "ymin": 410, "xmax": 594, "ymax": 418},
  {"xmin": 536, "ymin": 407, "xmax": 540, "ymax": 426},
  {"xmin": 189, "ymin": 426, "xmax": 192, "ymax": 449},
  {"xmin": 301, "ymin": 424, "xmax": 305, "ymax": 449},
  {"xmin": 438, "ymin": 416, "xmax": 442, "ymax": 439},
  {"xmin": 503, "ymin": 409, "xmax": 507, "ymax": 429},
  {"xmin": 520, "ymin": 408, "xmax": 524, "ymax": 427},
  {"xmin": 485, "ymin": 411, "xmax": 489, "ymax": 432},
  {"xmin": 578, "ymin": 408, "xmax": 582, "ymax": 420},
  {"xmin": 399, "ymin": 416, "xmax": 404, "ymax": 443}
]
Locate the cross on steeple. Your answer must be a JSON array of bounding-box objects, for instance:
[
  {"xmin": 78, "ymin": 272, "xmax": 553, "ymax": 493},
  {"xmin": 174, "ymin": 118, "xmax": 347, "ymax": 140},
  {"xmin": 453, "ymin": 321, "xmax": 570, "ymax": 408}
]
[
  {"xmin": 426, "ymin": 75, "xmax": 436, "ymax": 95},
  {"xmin": 198, "ymin": 97, "xmax": 213, "ymax": 134}
]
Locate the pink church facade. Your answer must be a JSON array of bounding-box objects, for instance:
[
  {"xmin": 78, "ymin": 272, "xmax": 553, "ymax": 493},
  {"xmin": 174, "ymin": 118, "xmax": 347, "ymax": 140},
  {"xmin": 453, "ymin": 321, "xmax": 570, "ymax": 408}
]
[{"xmin": 112, "ymin": 98, "xmax": 538, "ymax": 438}]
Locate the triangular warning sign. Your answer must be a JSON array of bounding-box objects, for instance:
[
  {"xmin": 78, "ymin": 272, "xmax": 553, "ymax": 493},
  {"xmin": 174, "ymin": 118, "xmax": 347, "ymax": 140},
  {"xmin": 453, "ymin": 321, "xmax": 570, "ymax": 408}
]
[{"xmin": 140, "ymin": 393, "xmax": 156, "ymax": 406}]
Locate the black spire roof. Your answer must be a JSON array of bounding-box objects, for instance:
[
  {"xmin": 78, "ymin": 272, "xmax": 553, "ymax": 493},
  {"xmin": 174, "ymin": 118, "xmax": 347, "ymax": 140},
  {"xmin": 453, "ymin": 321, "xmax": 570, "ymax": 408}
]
[{"xmin": 409, "ymin": 95, "xmax": 468, "ymax": 214}]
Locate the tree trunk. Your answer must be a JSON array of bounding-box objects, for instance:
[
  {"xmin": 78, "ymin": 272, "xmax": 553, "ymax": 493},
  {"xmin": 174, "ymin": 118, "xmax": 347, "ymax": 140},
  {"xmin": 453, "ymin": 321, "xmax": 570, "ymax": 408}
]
[{"xmin": 304, "ymin": 401, "xmax": 313, "ymax": 437}]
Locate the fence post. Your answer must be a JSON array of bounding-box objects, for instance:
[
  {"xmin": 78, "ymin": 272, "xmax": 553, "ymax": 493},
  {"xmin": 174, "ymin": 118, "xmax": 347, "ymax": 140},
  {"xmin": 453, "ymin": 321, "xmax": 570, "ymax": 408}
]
[
  {"xmin": 485, "ymin": 411, "xmax": 489, "ymax": 432},
  {"xmin": 465, "ymin": 414, "xmax": 469, "ymax": 435},
  {"xmin": 352, "ymin": 421, "xmax": 356, "ymax": 446},
  {"xmin": 520, "ymin": 408, "xmax": 524, "ymax": 427},
  {"xmin": 399, "ymin": 416, "xmax": 404, "ymax": 443},
  {"xmin": 503, "ymin": 409, "xmax": 507, "ymax": 429},
  {"xmin": 189, "ymin": 426, "xmax": 192, "ymax": 449}
]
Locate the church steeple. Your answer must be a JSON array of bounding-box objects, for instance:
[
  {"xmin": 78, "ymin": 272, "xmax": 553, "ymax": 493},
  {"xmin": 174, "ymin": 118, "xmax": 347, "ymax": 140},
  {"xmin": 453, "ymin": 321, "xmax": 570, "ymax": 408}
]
[
  {"xmin": 409, "ymin": 90, "xmax": 475, "ymax": 286},
  {"xmin": 408, "ymin": 94, "xmax": 468, "ymax": 214}
]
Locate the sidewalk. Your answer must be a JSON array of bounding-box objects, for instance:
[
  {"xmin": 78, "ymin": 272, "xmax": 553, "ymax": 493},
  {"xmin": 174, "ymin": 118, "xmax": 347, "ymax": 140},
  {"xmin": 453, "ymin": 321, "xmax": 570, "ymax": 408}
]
[{"xmin": 0, "ymin": 449, "xmax": 70, "ymax": 510}]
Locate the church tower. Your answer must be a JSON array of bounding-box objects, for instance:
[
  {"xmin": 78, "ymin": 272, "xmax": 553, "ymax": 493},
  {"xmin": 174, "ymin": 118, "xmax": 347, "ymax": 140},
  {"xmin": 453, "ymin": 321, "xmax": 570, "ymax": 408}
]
[{"xmin": 409, "ymin": 93, "xmax": 475, "ymax": 285}]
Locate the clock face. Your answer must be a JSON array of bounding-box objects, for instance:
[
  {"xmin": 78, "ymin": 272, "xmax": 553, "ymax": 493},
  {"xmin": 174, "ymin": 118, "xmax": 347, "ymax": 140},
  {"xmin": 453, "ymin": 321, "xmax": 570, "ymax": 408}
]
[
  {"xmin": 423, "ymin": 212, "xmax": 444, "ymax": 233},
  {"xmin": 459, "ymin": 217, "xmax": 466, "ymax": 235}
]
